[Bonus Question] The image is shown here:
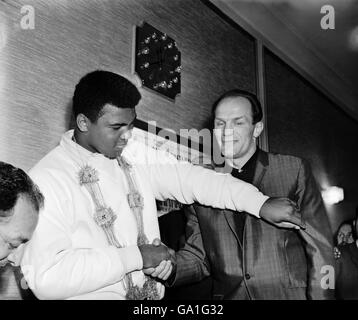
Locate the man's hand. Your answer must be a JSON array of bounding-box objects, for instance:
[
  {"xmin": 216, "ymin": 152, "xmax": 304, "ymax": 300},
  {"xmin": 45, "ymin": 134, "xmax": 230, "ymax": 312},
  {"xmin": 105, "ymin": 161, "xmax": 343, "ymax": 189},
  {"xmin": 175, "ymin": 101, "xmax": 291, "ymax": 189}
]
[
  {"xmin": 143, "ymin": 239, "xmax": 176, "ymax": 281},
  {"xmin": 259, "ymin": 197, "xmax": 305, "ymax": 230},
  {"xmin": 138, "ymin": 240, "xmax": 171, "ymax": 269}
]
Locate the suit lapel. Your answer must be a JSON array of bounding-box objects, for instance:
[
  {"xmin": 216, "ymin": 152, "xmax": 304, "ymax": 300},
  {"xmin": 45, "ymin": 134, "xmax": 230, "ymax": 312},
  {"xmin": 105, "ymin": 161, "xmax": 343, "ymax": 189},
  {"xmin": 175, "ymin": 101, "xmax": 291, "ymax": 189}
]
[
  {"xmin": 223, "ymin": 149, "xmax": 269, "ymax": 247},
  {"xmin": 252, "ymin": 149, "xmax": 269, "ymax": 188},
  {"xmin": 348, "ymin": 243, "xmax": 358, "ymax": 268},
  {"xmin": 242, "ymin": 150, "xmax": 269, "ymax": 266},
  {"xmin": 223, "ymin": 210, "xmax": 243, "ymax": 248}
]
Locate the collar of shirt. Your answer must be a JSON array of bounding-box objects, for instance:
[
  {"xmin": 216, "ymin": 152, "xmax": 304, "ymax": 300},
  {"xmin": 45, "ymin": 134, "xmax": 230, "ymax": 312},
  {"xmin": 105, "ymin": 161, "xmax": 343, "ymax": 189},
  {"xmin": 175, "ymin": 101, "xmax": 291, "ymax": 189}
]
[
  {"xmin": 230, "ymin": 149, "xmax": 259, "ymax": 183},
  {"xmin": 60, "ymin": 130, "xmax": 105, "ymax": 162}
]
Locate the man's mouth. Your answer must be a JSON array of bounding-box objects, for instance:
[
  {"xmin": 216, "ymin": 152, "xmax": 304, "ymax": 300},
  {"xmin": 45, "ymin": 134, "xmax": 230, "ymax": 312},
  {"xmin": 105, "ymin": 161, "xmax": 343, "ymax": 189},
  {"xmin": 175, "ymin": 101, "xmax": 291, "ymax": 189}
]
[
  {"xmin": 115, "ymin": 144, "xmax": 127, "ymax": 152},
  {"xmin": 114, "ymin": 143, "xmax": 128, "ymax": 157}
]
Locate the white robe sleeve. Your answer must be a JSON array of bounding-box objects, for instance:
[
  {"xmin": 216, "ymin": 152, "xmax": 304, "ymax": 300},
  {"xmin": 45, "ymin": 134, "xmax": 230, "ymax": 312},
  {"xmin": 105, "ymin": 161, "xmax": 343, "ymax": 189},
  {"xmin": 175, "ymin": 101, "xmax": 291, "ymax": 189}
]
[
  {"xmin": 21, "ymin": 170, "xmax": 142, "ymax": 300},
  {"xmin": 143, "ymin": 149, "xmax": 268, "ymax": 218}
]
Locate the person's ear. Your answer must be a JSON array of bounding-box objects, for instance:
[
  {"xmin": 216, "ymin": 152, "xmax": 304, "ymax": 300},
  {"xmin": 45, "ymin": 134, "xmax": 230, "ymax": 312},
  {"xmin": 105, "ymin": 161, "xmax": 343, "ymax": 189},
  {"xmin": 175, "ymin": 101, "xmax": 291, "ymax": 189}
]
[
  {"xmin": 76, "ymin": 114, "xmax": 90, "ymax": 133},
  {"xmin": 253, "ymin": 121, "xmax": 264, "ymax": 139}
]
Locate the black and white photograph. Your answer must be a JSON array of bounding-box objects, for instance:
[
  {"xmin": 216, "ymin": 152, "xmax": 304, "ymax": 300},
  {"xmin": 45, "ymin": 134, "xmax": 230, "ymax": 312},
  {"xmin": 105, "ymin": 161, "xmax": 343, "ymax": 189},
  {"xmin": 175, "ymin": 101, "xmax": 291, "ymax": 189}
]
[{"xmin": 0, "ymin": 0, "xmax": 357, "ymax": 315}]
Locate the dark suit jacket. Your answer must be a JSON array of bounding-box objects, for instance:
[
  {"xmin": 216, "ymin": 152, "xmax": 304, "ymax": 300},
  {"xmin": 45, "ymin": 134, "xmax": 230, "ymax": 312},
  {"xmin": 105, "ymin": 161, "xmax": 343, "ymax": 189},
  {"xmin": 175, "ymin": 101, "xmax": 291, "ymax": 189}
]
[
  {"xmin": 171, "ymin": 149, "xmax": 335, "ymax": 300},
  {"xmin": 336, "ymin": 243, "xmax": 358, "ymax": 299}
]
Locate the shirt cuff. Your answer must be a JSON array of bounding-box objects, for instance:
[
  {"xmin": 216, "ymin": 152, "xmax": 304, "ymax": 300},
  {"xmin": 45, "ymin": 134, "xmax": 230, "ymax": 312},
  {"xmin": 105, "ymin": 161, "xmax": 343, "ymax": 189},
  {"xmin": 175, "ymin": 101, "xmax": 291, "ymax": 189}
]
[
  {"xmin": 115, "ymin": 245, "xmax": 143, "ymax": 273},
  {"xmin": 239, "ymin": 189, "xmax": 269, "ymax": 218}
]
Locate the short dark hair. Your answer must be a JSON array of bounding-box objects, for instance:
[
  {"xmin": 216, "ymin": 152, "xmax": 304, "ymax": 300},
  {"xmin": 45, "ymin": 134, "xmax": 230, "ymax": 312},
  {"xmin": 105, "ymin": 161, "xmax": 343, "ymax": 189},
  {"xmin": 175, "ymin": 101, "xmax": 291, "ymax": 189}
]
[
  {"xmin": 0, "ymin": 162, "xmax": 44, "ymax": 217},
  {"xmin": 72, "ymin": 70, "xmax": 141, "ymax": 122},
  {"xmin": 212, "ymin": 89, "xmax": 263, "ymax": 124}
]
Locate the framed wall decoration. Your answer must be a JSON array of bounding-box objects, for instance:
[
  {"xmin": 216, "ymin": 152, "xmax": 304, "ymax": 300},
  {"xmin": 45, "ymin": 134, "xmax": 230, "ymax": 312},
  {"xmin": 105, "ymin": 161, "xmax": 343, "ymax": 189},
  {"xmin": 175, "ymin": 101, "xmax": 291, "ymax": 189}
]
[{"xmin": 133, "ymin": 22, "xmax": 181, "ymax": 100}]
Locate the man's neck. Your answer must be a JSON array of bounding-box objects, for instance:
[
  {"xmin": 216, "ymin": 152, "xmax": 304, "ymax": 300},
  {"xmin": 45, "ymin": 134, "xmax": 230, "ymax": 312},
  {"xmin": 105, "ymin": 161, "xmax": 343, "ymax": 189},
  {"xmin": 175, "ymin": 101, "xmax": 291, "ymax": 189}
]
[
  {"xmin": 226, "ymin": 146, "xmax": 257, "ymax": 170},
  {"xmin": 73, "ymin": 130, "xmax": 94, "ymax": 154}
]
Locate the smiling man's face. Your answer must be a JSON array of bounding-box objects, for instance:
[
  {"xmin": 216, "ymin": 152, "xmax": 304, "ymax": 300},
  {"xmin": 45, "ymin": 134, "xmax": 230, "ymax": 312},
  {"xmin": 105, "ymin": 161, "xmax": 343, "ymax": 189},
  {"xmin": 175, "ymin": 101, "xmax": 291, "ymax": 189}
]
[{"xmin": 213, "ymin": 97, "xmax": 262, "ymax": 160}]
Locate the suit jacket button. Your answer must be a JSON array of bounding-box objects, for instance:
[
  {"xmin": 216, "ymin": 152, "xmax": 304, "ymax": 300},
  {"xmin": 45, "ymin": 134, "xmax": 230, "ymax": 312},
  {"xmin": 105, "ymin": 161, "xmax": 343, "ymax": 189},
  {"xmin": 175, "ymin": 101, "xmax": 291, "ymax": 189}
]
[{"xmin": 245, "ymin": 273, "xmax": 251, "ymax": 280}]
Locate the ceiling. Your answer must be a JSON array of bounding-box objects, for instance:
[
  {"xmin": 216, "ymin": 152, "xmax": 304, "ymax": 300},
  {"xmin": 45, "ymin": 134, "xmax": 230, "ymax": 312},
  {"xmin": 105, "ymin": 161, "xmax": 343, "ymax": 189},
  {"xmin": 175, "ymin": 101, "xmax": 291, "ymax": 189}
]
[{"xmin": 210, "ymin": 0, "xmax": 358, "ymax": 121}]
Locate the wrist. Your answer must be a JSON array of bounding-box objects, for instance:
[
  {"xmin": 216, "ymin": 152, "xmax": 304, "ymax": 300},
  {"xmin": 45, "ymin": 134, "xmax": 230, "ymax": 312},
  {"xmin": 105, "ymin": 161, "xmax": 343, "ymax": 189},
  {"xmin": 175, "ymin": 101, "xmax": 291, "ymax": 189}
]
[{"xmin": 117, "ymin": 245, "xmax": 143, "ymax": 272}]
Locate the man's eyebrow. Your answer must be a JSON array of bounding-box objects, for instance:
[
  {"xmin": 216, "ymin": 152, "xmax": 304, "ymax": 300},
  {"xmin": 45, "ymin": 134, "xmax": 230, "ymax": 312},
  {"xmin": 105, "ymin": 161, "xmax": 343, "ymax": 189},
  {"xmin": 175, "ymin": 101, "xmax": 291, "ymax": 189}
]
[
  {"xmin": 109, "ymin": 117, "xmax": 137, "ymax": 127},
  {"xmin": 14, "ymin": 237, "xmax": 29, "ymax": 244},
  {"xmin": 215, "ymin": 116, "xmax": 245, "ymax": 121},
  {"xmin": 8, "ymin": 236, "xmax": 28, "ymax": 247},
  {"xmin": 109, "ymin": 122, "xmax": 129, "ymax": 127}
]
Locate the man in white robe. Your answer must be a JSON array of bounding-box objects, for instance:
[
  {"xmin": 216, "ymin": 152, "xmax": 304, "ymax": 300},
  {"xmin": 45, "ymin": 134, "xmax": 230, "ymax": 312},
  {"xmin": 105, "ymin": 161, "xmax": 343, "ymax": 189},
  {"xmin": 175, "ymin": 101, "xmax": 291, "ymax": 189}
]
[{"xmin": 21, "ymin": 71, "xmax": 303, "ymax": 300}]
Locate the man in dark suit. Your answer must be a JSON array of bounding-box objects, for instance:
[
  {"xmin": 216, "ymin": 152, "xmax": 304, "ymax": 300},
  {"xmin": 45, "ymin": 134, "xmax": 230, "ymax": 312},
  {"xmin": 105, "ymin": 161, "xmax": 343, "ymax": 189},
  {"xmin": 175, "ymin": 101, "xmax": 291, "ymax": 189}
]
[{"xmin": 153, "ymin": 89, "xmax": 335, "ymax": 299}]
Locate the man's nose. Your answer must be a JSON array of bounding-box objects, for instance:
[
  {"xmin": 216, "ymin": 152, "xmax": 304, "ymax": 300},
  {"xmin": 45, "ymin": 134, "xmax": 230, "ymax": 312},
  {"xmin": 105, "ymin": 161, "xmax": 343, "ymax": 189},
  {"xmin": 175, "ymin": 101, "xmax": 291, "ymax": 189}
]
[
  {"xmin": 344, "ymin": 235, "xmax": 352, "ymax": 242},
  {"xmin": 121, "ymin": 128, "xmax": 132, "ymax": 141},
  {"xmin": 7, "ymin": 245, "xmax": 25, "ymax": 267},
  {"xmin": 223, "ymin": 127, "xmax": 234, "ymax": 137}
]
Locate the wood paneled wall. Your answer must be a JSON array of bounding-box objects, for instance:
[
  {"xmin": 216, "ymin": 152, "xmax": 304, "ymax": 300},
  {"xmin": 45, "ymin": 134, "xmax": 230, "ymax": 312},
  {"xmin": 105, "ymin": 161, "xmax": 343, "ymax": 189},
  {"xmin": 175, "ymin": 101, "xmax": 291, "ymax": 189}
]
[
  {"xmin": 0, "ymin": 0, "xmax": 256, "ymax": 171},
  {"xmin": 265, "ymin": 49, "xmax": 358, "ymax": 232}
]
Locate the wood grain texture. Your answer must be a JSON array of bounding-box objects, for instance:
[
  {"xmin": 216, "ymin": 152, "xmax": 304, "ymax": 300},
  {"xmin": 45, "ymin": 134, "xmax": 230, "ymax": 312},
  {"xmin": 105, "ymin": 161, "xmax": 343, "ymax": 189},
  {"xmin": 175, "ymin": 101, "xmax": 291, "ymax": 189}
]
[
  {"xmin": 0, "ymin": 0, "xmax": 256, "ymax": 171},
  {"xmin": 264, "ymin": 48, "xmax": 358, "ymax": 233}
]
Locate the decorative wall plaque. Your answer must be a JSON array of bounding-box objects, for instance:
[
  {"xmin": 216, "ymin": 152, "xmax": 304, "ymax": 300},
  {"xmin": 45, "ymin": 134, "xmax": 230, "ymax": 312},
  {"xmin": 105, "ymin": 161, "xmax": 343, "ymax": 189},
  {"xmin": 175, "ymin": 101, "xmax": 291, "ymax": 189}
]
[{"xmin": 134, "ymin": 22, "xmax": 181, "ymax": 100}]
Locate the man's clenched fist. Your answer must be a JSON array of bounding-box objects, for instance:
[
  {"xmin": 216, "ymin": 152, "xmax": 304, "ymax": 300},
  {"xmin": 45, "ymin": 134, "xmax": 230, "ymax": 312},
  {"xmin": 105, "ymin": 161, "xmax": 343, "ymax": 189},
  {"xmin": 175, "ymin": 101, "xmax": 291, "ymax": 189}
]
[
  {"xmin": 259, "ymin": 197, "xmax": 305, "ymax": 230},
  {"xmin": 138, "ymin": 242, "xmax": 171, "ymax": 269}
]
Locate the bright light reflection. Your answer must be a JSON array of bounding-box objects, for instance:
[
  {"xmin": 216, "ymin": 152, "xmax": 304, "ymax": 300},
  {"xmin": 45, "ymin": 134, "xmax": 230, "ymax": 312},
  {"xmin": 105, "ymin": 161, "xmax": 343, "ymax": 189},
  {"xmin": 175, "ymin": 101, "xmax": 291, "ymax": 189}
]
[{"xmin": 322, "ymin": 186, "xmax": 344, "ymax": 205}]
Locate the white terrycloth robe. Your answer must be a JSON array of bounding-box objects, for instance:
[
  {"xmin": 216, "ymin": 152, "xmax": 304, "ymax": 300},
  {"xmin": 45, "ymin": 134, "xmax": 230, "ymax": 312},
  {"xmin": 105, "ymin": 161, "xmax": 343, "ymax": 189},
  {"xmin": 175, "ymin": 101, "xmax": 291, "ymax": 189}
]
[{"xmin": 21, "ymin": 130, "xmax": 268, "ymax": 300}]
